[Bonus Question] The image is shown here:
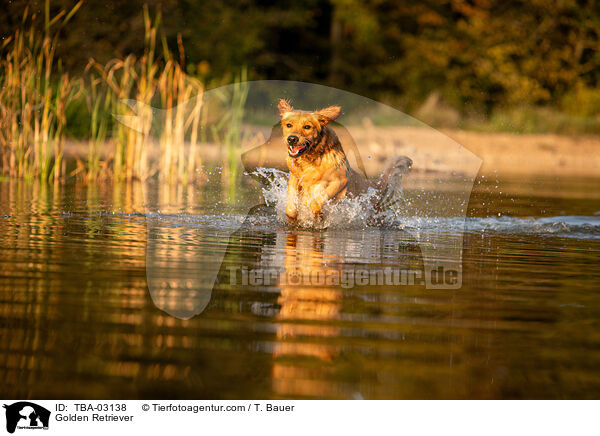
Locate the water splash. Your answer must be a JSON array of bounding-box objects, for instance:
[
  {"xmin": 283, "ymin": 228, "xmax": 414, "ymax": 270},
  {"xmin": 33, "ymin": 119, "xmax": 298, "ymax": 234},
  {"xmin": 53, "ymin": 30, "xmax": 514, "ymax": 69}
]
[
  {"xmin": 244, "ymin": 168, "xmax": 600, "ymax": 239},
  {"xmin": 249, "ymin": 167, "xmax": 381, "ymax": 229}
]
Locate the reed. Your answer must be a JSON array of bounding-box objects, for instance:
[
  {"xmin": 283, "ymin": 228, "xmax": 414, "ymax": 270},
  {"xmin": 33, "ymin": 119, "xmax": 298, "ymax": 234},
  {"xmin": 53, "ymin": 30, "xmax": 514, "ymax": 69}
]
[
  {"xmin": 86, "ymin": 6, "xmax": 205, "ymax": 183},
  {"xmin": 215, "ymin": 68, "xmax": 249, "ymax": 201},
  {"xmin": 157, "ymin": 60, "xmax": 204, "ymax": 185},
  {"xmin": 81, "ymin": 74, "xmax": 113, "ymax": 181},
  {"xmin": 1, "ymin": 3, "xmax": 249, "ymax": 185},
  {"xmin": 0, "ymin": 1, "xmax": 82, "ymax": 182}
]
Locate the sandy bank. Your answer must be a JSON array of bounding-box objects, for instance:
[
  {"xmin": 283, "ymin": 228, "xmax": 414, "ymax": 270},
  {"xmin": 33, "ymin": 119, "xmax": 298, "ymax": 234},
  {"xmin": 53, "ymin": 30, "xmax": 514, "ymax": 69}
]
[{"xmin": 64, "ymin": 126, "xmax": 600, "ymax": 180}]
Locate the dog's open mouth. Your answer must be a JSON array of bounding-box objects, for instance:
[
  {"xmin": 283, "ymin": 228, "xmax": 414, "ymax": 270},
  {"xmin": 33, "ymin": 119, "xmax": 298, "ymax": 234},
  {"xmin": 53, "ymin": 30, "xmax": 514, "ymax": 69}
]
[{"xmin": 288, "ymin": 141, "xmax": 310, "ymax": 157}]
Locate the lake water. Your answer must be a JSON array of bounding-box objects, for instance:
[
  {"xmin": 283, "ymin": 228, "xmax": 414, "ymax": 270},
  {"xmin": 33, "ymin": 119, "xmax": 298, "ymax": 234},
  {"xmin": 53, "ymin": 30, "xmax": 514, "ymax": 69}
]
[{"xmin": 1, "ymin": 173, "xmax": 599, "ymax": 399}]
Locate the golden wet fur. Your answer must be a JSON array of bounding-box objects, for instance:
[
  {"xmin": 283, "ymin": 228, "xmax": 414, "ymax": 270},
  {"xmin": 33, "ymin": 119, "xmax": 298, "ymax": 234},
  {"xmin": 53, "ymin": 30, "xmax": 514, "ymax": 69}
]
[{"xmin": 278, "ymin": 99, "xmax": 374, "ymax": 222}]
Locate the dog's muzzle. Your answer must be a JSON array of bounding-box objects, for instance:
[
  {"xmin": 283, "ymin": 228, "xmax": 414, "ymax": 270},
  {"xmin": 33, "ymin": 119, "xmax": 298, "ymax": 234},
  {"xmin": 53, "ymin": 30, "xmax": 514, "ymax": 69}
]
[
  {"xmin": 288, "ymin": 142, "xmax": 310, "ymax": 157},
  {"xmin": 287, "ymin": 136, "xmax": 310, "ymax": 157}
]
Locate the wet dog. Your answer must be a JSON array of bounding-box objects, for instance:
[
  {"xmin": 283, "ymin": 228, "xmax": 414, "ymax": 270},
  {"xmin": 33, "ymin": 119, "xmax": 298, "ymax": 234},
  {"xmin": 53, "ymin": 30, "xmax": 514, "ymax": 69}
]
[{"xmin": 278, "ymin": 99, "xmax": 412, "ymax": 223}]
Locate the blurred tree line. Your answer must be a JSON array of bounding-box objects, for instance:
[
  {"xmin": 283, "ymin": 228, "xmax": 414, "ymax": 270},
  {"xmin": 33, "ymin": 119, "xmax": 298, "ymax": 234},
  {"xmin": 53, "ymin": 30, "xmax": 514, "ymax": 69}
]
[{"xmin": 2, "ymin": 0, "xmax": 600, "ymax": 118}]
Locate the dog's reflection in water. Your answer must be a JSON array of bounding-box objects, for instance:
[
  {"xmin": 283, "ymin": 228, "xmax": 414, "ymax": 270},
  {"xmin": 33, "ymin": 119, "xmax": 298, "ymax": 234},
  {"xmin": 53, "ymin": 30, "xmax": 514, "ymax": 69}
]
[
  {"xmin": 274, "ymin": 232, "xmax": 342, "ymax": 359},
  {"xmin": 218, "ymin": 206, "xmax": 422, "ymax": 397},
  {"xmin": 270, "ymin": 230, "xmax": 422, "ymax": 398},
  {"xmin": 271, "ymin": 231, "xmax": 343, "ymax": 397}
]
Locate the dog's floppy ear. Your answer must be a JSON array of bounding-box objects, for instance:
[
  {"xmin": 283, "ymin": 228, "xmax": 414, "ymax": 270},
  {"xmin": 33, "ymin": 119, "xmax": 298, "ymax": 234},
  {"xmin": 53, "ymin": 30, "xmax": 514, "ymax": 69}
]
[
  {"xmin": 278, "ymin": 99, "xmax": 294, "ymax": 117},
  {"xmin": 316, "ymin": 105, "xmax": 341, "ymax": 125}
]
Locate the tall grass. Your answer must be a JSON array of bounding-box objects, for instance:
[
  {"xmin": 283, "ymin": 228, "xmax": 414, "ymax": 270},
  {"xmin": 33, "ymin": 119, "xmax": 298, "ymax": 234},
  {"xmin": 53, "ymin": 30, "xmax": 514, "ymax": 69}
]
[
  {"xmin": 209, "ymin": 67, "xmax": 249, "ymax": 200},
  {"xmin": 157, "ymin": 59, "xmax": 204, "ymax": 185},
  {"xmin": 82, "ymin": 74, "xmax": 113, "ymax": 181},
  {"xmin": 86, "ymin": 6, "xmax": 205, "ymax": 183},
  {"xmin": 0, "ymin": 1, "xmax": 82, "ymax": 182},
  {"xmin": 1, "ymin": 3, "xmax": 251, "ymax": 185}
]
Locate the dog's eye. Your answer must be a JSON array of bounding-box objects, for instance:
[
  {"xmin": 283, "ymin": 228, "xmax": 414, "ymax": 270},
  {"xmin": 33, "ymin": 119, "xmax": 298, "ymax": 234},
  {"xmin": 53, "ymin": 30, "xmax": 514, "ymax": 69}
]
[
  {"xmin": 303, "ymin": 125, "xmax": 311, "ymax": 130},
  {"xmin": 286, "ymin": 123, "xmax": 292, "ymax": 128}
]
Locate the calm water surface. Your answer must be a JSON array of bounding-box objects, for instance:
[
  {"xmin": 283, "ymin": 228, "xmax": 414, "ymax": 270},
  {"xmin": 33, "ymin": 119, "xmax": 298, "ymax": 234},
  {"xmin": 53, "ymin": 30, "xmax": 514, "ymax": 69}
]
[{"xmin": 1, "ymin": 174, "xmax": 599, "ymax": 399}]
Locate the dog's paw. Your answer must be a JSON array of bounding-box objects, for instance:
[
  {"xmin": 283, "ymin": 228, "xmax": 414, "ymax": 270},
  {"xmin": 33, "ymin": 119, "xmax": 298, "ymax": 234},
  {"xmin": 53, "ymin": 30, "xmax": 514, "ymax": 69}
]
[
  {"xmin": 285, "ymin": 206, "xmax": 298, "ymax": 222},
  {"xmin": 309, "ymin": 200, "xmax": 322, "ymax": 216}
]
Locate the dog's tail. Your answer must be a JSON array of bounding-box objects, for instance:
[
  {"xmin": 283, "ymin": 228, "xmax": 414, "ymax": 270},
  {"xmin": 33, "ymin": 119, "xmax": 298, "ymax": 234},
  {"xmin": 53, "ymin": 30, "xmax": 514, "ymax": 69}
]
[{"xmin": 377, "ymin": 156, "xmax": 412, "ymax": 212}]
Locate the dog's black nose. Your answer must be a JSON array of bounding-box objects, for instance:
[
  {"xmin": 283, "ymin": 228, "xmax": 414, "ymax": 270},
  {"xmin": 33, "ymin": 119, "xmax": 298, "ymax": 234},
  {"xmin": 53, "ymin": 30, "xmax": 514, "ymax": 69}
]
[{"xmin": 287, "ymin": 135, "xmax": 299, "ymax": 145}]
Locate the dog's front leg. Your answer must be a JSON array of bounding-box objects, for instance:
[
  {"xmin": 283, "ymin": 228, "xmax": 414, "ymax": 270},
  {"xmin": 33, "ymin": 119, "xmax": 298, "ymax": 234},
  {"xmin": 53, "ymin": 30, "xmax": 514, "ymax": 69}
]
[
  {"xmin": 286, "ymin": 173, "xmax": 299, "ymax": 222},
  {"xmin": 309, "ymin": 179, "xmax": 347, "ymax": 219}
]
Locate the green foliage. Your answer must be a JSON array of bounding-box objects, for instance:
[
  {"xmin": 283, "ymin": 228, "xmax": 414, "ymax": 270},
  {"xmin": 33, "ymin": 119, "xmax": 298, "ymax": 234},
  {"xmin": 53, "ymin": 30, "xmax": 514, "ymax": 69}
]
[
  {"xmin": 561, "ymin": 83, "xmax": 600, "ymax": 118},
  {"xmin": 464, "ymin": 106, "xmax": 600, "ymax": 136}
]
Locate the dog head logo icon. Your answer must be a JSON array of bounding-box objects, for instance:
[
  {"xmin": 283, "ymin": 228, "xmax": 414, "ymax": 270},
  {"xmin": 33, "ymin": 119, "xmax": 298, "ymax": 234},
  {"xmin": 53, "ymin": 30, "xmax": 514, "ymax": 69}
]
[{"xmin": 3, "ymin": 402, "xmax": 50, "ymax": 434}]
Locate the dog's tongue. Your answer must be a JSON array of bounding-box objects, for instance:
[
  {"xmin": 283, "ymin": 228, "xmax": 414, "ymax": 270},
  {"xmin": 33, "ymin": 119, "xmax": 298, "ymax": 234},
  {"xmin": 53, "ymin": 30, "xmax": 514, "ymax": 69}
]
[{"xmin": 290, "ymin": 144, "xmax": 304, "ymax": 154}]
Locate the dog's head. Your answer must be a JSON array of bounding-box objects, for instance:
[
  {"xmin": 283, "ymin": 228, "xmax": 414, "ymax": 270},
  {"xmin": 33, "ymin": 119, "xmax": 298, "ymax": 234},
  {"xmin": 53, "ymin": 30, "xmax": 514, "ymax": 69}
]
[{"xmin": 278, "ymin": 99, "xmax": 341, "ymax": 158}]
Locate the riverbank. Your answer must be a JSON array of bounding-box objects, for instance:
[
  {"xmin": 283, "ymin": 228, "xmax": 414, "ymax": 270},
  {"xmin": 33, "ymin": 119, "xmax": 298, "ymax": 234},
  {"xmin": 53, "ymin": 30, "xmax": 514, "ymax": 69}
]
[
  {"xmin": 63, "ymin": 126, "xmax": 600, "ymax": 181},
  {"xmin": 239, "ymin": 125, "xmax": 600, "ymax": 179}
]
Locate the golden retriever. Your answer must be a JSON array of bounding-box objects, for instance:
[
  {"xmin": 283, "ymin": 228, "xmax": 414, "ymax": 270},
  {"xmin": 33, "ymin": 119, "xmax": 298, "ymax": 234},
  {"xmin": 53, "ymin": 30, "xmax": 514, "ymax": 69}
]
[{"xmin": 278, "ymin": 99, "xmax": 411, "ymax": 223}]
